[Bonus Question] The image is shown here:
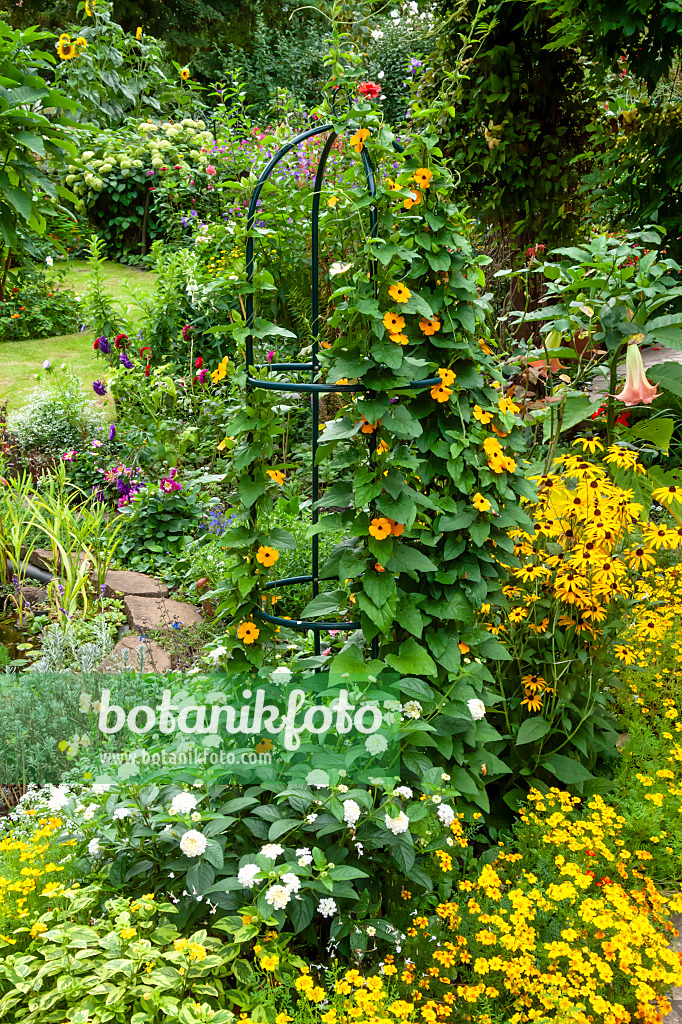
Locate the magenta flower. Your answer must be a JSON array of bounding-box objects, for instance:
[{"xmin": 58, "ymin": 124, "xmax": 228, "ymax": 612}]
[
  {"xmin": 206, "ymin": 164, "xmax": 216, "ymax": 176},
  {"xmin": 267, "ymin": 350, "xmax": 275, "ymax": 363}
]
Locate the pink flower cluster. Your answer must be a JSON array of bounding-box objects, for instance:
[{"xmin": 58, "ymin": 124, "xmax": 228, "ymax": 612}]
[{"xmin": 160, "ymin": 466, "xmax": 182, "ymax": 494}]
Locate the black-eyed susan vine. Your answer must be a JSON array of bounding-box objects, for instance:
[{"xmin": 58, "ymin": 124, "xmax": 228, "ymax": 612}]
[{"xmin": 213, "ymin": 12, "xmax": 531, "ymax": 702}]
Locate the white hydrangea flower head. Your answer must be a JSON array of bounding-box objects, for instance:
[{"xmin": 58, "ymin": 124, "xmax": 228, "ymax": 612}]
[
  {"xmin": 318, "ymin": 897, "xmax": 337, "ymax": 918},
  {"xmin": 261, "ymin": 843, "xmax": 284, "ymax": 860},
  {"xmin": 343, "ymin": 800, "xmax": 361, "ymax": 827},
  {"xmin": 265, "ymin": 885, "xmax": 290, "ymax": 909},
  {"xmin": 238, "ymin": 863, "xmax": 261, "ymax": 888},
  {"xmin": 385, "ymin": 811, "xmax": 409, "ymax": 835},
  {"xmin": 179, "ymin": 830, "xmax": 207, "ymax": 857},
  {"xmin": 169, "ymin": 792, "xmax": 198, "ymax": 816},
  {"xmin": 467, "ymin": 698, "xmax": 486, "ymax": 721}
]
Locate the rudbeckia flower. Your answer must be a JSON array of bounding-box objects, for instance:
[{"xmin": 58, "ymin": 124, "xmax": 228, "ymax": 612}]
[
  {"xmin": 237, "ymin": 621, "xmax": 260, "ymax": 644},
  {"xmin": 419, "ymin": 317, "xmax": 441, "ymax": 335},
  {"xmin": 256, "ymin": 545, "xmax": 279, "ymax": 567},
  {"xmin": 413, "ymin": 168, "xmax": 433, "ymax": 188},
  {"xmin": 350, "ymin": 128, "xmax": 370, "ymax": 153},
  {"xmin": 383, "ymin": 312, "xmax": 405, "ymax": 332},
  {"xmin": 388, "ymin": 282, "xmax": 411, "ymax": 303},
  {"xmin": 652, "ymin": 485, "xmax": 682, "ymax": 506},
  {"xmin": 368, "ymin": 518, "xmax": 392, "ymax": 540}
]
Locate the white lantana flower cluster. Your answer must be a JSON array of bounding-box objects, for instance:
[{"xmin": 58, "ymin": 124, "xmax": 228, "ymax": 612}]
[{"xmin": 179, "ymin": 830, "xmax": 207, "ymax": 857}]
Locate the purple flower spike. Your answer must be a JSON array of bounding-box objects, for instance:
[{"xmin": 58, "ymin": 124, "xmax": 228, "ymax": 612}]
[
  {"xmin": 120, "ymin": 351, "xmax": 134, "ymax": 369},
  {"xmin": 97, "ymin": 337, "xmax": 111, "ymax": 354},
  {"xmin": 93, "ymin": 380, "xmax": 107, "ymax": 396},
  {"xmin": 108, "ymin": 424, "xmax": 116, "ymax": 441}
]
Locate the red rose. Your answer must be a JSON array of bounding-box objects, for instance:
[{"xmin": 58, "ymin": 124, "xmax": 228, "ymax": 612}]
[
  {"xmin": 195, "ymin": 356, "xmax": 203, "ymax": 369},
  {"xmin": 358, "ymin": 81, "xmax": 381, "ymax": 99}
]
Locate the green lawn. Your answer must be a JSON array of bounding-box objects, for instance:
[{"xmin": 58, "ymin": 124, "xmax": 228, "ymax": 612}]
[{"xmin": 0, "ymin": 260, "xmax": 157, "ymax": 411}]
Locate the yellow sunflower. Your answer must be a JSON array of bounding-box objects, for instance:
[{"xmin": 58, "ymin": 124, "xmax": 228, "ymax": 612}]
[
  {"xmin": 75, "ymin": 36, "xmax": 87, "ymax": 48},
  {"xmin": 180, "ymin": 68, "xmax": 190, "ymax": 81},
  {"xmin": 57, "ymin": 38, "xmax": 76, "ymax": 60}
]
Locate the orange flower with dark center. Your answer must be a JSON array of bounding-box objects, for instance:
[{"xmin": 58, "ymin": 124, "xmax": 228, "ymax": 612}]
[
  {"xmin": 237, "ymin": 621, "xmax": 260, "ymax": 644},
  {"xmin": 368, "ymin": 518, "xmax": 392, "ymax": 540},
  {"xmin": 383, "ymin": 311, "xmax": 405, "ymax": 332},
  {"xmin": 404, "ymin": 189, "xmax": 422, "ymax": 209},
  {"xmin": 420, "ymin": 317, "xmax": 441, "ymax": 335},
  {"xmin": 388, "ymin": 282, "xmax": 411, "ymax": 303},
  {"xmin": 413, "ymin": 168, "xmax": 433, "ymax": 189},
  {"xmin": 256, "ymin": 545, "xmax": 279, "ymax": 567},
  {"xmin": 431, "ymin": 383, "xmax": 453, "ymax": 403}
]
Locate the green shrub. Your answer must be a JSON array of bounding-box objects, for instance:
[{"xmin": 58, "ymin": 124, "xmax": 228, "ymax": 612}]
[{"xmin": 7, "ymin": 367, "xmax": 106, "ymax": 455}]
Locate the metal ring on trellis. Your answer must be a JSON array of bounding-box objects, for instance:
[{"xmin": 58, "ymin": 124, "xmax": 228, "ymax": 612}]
[{"xmin": 243, "ymin": 122, "xmax": 439, "ymax": 656}]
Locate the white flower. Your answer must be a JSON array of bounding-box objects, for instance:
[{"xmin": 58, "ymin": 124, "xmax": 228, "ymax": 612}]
[
  {"xmin": 403, "ymin": 701, "xmax": 422, "ymax": 719},
  {"xmin": 270, "ymin": 666, "xmax": 292, "ymax": 684},
  {"xmin": 467, "ymin": 698, "xmax": 486, "ymax": 721},
  {"xmin": 261, "ymin": 843, "xmax": 284, "ymax": 859},
  {"xmin": 296, "ymin": 847, "xmax": 311, "ymax": 857},
  {"xmin": 446, "ymin": 836, "xmax": 454, "ymax": 847},
  {"xmin": 409, "ymin": 0, "xmax": 419, "ymax": 11},
  {"xmin": 87, "ymin": 838, "xmax": 100, "ymax": 856},
  {"xmin": 329, "ymin": 261, "xmax": 352, "ymax": 277},
  {"xmin": 337, "ymin": 784, "xmax": 348, "ymax": 793},
  {"xmin": 45, "ymin": 255, "xmax": 53, "ymax": 267},
  {"xmin": 306, "ymin": 813, "xmax": 318, "ymax": 824},
  {"xmin": 343, "ymin": 800, "xmax": 361, "ymax": 827},
  {"xmin": 238, "ymin": 863, "xmax": 261, "ymax": 888},
  {"xmin": 297, "ymin": 847, "xmax": 313, "ymax": 867},
  {"xmin": 367, "ymin": 925, "xmax": 376, "ymax": 936},
  {"xmin": 42, "ymin": 360, "xmax": 51, "ymax": 372},
  {"xmin": 437, "ymin": 804, "xmax": 455, "ymax": 827},
  {"xmin": 356, "ymin": 842, "xmax": 364, "ymax": 856},
  {"xmin": 193, "ymin": 780, "xmax": 203, "ymax": 789},
  {"xmin": 179, "ymin": 830, "xmax": 207, "ymax": 857},
  {"xmin": 91, "ymin": 783, "xmax": 111, "ymax": 794},
  {"xmin": 431, "ymin": 795, "xmax": 442, "ymax": 805},
  {"xmin": 441, "ymin": 773, "xmax": 451, "ymax": 781},
  {"xmin": 384, "ymin": 699, "xmax": 401, "ymax": 712},
  {"xmin": 385, "ymin": 811, "xmax": 409, "ymax": 835},
  {"xmin": 378, "ymin": 70, "xmax": 385, "ymax": 79},
  {"xmin": 306, "ymin": 769, "xmax": 330, "ymax": 789},
  {"xmin": 47, "ymin": 787, "xmax": 70, "ymax": 812},
  {"xmin": 318, "ymin": 897, "xmax": 337, "ymax": 918},
  {"xmin": 390, "ymin": 9, "xmax": 400, "ymax": 18},
  {"xmin": 169, "ymin": 792, "xmax": 198, "ymax": 816},
  {"xmin": 281, "ymin": 872, "xmax": 301, "ymax": 893},
  {"xmin": 371, "ymin": 27, "xmax": 384, "ymax": 39},
  {"xmin": 191, "ymin": 811, "xmax": 201, "ymax": 821},
  {"xmin": 83, "ymin": 803, "xmax": 97, "ymax": 822},
  {"xmin": 206, "ymin": 645, "xmax": 227, "ymax": 661},
  {"xmin": 365, "ymin": 734, "xmax": 388, "ymax": 755},
  {"xmin": 394, "ymin": 786, "xmax": 413, "ymax": 800},
  {"xmin": 78, "ymin": 692, "xmax": 91, "ymax": 712},
  {"xmin": 265, "ymin": 884, "xmax": 290, "ymax": 909},
  {"xmin": 113, "ymin": 807, "xmax": 130, "ymax": 820}
]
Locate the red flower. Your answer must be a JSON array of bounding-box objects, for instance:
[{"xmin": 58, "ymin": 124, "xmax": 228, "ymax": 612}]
[
  {"xmin": 144, "ymin": 364, "xmax": 151, "ymax": 377},
  {"xmin": 358, "ymin": 81, "xmax": 381, "ymax": 99},
  {"xmin": 182, "ymin": 323, "xmax": 193, "ymax": 341},
  {"xmin": 114, "ymin": 333, "xmax": 129, "ymax": 349},
  {"xmin": 195, "ymin": 356, "xmax": 203, "ymax": 369},
  {"xmin": 590, "ymin": 406, "xmax": 606, "ymax": 420},
  {"xmin": 615, "ymin": 410, "xmax": 631, "ymax": 426},
  {"xmin": 140, "ymin": 347, "xmax": 152, "ymax": 359},
  {"xmin": 93, "ymin": 339, "xmax": 99, "ymax": 350}
]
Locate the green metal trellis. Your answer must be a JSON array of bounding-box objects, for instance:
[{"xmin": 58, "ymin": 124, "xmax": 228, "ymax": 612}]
[{"xmin": 243, "ymin": 121, "xmax": 439, "ymax": 657}]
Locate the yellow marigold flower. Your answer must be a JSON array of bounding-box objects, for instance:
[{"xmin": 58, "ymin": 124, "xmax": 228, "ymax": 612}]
[
  {"xmin": 256, "ymin": 545, "xmax": 279, "ymax": 567},
  {"xmin": 350, "ymin": 128, "xmax": 370, "ymax": 153},
  {"xmin": 30, "ymin": 921, "xmax": 47, "ymax": 938},
  {"xmin": 369, "ymin": 517, "xmax": 392, "ymax": 540},
  {"xmin": 383, "ymin": 311, "xmax": 406, "ymax": 332},
  {"xmin": 473, "ymin": 492, "xmax": 491, "ymax": 513},
  {"xmin": 276, "ymin": 1015, "xmax": 293, "ymax": 1024},
  {"xmin": 260, "ymin": 953, "xmax": 279, "ymax": 970},
  {"xmin": 413, "ymin": 167, "xmax": 433, "ymax": 188},
  {"xmin": 419, "ymin": 316, "xmax": 441, "ymax": 335},
  {"xmin": 389, "ymin": 282, "xmax": 411, "ymax": 302},
  {"xmin": 237, "ymin": 621, "xmax": 260, "ymax": 644},
  {"xmin": 267, "ymin": 469, "xmax": 285, "ymax": 485}
]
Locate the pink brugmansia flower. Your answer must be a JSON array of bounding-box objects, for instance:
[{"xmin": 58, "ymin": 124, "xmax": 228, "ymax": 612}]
[{"xmin": 615, "ymin": 343, "xmax": 660, "ymax": 406}]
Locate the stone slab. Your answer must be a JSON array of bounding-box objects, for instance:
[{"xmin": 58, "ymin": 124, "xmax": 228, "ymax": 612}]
[
  {"xmin": 102, "ymin": 570, "xmax": 168, "ymax": 599},
  {"xmin": 27, "ymin": 548, "xmax": 58, "ymax": 572},
  {"xmin": 100, "ymin": 635, "xmax": 172, "ymax": 673},
  {"xmin": 19, "ymin": 586, "xmax": 48, "ymax": 607},
  {"xmin": 124, "ymin": 595, "xmax": 203, "ymax": 632}
]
